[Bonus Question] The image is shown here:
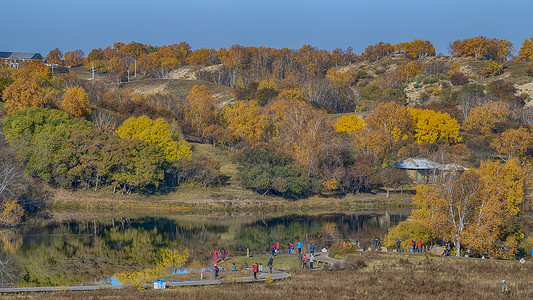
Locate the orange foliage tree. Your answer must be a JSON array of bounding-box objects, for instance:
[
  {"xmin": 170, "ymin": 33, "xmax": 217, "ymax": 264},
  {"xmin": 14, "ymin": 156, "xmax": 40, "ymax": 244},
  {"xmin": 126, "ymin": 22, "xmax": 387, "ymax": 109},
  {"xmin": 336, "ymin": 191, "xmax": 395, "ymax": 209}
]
[
  {"xmin": 462, "ymin": 101, "xmax": 510, "ymax": 135},
  {"xmin": 46, "ymin": 48, "xmax": 63, "ymax": 65},
  {"xmin": 2, "ymin": 60, "xmax": 60, "ymax": 113},
  {"xmin": 185, "ymin": 85, "xmax": 220, "ymax": 137}
]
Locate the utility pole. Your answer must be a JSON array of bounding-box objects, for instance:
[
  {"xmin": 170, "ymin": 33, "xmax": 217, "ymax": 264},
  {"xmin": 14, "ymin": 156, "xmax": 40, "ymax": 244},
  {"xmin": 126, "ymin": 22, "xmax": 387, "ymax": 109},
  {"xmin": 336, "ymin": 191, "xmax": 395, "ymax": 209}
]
[
  {"xmin": 91, "ymin": 62, "xmax": 95, "ymax": 83},
  {"xmin": 127, "ymin": 69, "xmax": 130, "ymax": 82},
  {"xmin": 134, "ymin": 60, "xmax": 137, "ymax": 78}
]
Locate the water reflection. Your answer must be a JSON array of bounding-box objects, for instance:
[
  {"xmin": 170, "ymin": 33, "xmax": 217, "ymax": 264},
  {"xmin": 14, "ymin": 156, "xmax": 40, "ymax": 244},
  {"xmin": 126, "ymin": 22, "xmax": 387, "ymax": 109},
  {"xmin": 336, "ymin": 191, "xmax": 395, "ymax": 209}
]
[{"xmin": 0, "ymin": 212, "xmax": 406, "ymax": 287}]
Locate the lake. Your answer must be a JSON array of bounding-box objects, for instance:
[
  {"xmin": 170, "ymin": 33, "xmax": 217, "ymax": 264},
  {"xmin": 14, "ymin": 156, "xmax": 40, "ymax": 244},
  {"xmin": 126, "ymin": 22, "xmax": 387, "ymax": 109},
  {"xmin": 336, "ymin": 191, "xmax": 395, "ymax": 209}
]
[{"xmin": 0, "ymin": 211, "xmax": 407, "ymax": 287}]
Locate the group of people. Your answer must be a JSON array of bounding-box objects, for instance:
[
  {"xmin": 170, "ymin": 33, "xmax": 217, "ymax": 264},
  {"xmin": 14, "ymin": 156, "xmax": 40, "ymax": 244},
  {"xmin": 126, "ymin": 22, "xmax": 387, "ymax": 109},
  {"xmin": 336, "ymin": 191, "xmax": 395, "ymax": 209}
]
[
  {"xmin": 395, "ymin": 240, "xmax": 424, "ymax": 253},
  {"xmin": 213, "ymin": 248, "xmax": 227, "ymax": 264},
  {"xmin": 298, "ymin": 252, "xmax": 315, "ymax": 269}
]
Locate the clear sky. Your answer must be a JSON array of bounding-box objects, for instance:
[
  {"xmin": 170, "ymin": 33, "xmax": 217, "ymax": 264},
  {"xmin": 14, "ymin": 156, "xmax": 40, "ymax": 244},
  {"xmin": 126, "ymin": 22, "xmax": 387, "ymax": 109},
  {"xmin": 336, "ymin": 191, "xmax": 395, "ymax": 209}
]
[{"xmin": 1, "ymin": 0, "xmax": 532, "ymax": 56}]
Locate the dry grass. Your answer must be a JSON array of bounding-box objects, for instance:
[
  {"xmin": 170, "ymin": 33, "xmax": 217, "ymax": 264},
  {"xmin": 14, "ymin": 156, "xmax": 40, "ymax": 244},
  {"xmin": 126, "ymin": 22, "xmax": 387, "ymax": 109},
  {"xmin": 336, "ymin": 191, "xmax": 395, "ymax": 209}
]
[{"xmin": 12, "ymin": 252, "xmax": 533, "ymax": 299}]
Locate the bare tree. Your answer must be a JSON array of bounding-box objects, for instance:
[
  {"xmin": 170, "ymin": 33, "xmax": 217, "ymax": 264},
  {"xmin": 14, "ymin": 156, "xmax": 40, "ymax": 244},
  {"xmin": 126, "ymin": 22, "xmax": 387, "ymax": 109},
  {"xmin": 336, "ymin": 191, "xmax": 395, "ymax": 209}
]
[
  {"xmin": 91, "ymin": 110, "xmax": 117, "ymax": 135},
  {"xmin": 0, "ymin": 158, "xmax": 22, "ymax": 199}
]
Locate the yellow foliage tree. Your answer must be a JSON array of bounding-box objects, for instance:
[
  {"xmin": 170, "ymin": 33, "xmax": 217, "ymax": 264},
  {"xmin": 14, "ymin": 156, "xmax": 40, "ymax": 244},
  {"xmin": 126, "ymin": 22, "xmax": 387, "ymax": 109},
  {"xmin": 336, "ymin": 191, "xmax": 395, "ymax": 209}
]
[
  {"xmin": 383, "ymin": 220, "xmax": 433, "ymax": 249},
  {"xmin": 62, "ymin": 87, "xmax": 91, "ymax": 118},
  {"xmin": 223, "ymin": 100, "xmax": 269, "ymax": 143},
  {"xmin": 483, "ymin": 59, "xmax": 504, "ymax": 76},
  {"xmin": 0, "ymin": 199, "xmax": 24, "ymax": 227},
  {"xmin": 408, "ymin": 159, "xmax": 524, "ymax": 257},
  {"xmin": 335, "ymin": 114, "xmax": 364, "ymax": 134},
  {"xmin": 462, "ymin": 101, "xmax": 510, "ymax": 135},
  {"xmin": 408, "ymin": 108, "xmax": 461, "ymax": 144},
  {"xmin": 366, "ymin": 101, "xmax": 412, "ymax": 142},
  {"xmin": 116, "ymin": 116, "xmax": 192, "ymax": 162},
  {"xmin": 518, "ymin": 37, "xmax": 533, "ymax": 61}
]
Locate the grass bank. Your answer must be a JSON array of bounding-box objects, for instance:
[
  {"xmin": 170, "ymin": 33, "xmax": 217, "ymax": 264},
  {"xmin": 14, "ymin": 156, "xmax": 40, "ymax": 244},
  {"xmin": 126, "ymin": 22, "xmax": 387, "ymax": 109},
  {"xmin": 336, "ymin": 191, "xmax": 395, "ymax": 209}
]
[{"xmin": 16, "ymin": 251, "xmax": 533, "ymax": 299}]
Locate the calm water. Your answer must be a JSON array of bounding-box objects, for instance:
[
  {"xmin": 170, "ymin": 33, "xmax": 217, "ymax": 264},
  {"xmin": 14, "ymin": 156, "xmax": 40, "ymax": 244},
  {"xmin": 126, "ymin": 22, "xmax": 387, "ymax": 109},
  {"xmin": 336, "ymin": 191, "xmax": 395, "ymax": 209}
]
[{"xmin": 0, "ymin": 212, "xmax": 407, "ymax": 286}]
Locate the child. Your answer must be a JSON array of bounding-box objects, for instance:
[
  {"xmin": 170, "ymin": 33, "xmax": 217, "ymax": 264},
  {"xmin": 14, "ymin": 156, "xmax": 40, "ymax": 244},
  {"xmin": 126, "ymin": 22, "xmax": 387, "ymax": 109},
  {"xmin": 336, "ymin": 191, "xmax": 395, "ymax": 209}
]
[{"xmin": 231, "ymin": 263, "xmax": 236, "ymax": 271}]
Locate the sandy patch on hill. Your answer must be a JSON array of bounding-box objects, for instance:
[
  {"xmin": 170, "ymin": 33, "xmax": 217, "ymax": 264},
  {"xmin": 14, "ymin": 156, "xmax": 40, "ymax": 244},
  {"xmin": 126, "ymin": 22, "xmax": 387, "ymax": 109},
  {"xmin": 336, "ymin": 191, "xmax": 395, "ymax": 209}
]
[
  {"xmin": 132, "ymin": 82, "xmax": 168, "ymax": 95},
  {"xmin": 169, "ymin": 67, "xmax": 197, "ymax": 80}
]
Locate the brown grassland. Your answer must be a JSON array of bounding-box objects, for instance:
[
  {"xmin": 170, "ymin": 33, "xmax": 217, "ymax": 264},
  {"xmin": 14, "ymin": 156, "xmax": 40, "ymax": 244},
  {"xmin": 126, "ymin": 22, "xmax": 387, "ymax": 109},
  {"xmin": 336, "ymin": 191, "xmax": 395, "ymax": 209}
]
[{"xmin": 11, "ymin": 252, "xmax": 533, "ymax": 299}]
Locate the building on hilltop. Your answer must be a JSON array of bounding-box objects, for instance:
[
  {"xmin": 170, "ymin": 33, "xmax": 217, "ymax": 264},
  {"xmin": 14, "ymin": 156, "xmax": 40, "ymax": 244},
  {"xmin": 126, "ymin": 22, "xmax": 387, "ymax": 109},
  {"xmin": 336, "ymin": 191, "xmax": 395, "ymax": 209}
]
[
  {"xmin": 0, "ymin": 52, "xmax": 44, "ymax": 68},
  {"xmin": 395, "ymin": 158, "xmax": 468, "ymax": 184}
]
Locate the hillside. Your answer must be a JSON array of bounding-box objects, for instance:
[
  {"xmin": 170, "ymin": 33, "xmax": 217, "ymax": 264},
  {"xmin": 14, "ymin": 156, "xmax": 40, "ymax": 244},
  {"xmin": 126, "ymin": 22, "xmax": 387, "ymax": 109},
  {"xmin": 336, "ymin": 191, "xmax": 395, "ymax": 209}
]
[{"xmin": 118, "ymin": 78, "xmax": 235, "ymax": 103}]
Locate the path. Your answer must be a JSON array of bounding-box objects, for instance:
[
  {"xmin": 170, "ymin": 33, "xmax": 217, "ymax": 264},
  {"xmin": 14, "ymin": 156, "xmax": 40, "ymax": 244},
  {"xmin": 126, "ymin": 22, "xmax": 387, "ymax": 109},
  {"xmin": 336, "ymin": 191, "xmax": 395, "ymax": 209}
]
[
  {"xmin": 314, "ymin": 252, "xmax": 352, "ymax": 269},
  {"xmin": 0, "ymin": 269, "xmax": 291, "ymax": 293}
]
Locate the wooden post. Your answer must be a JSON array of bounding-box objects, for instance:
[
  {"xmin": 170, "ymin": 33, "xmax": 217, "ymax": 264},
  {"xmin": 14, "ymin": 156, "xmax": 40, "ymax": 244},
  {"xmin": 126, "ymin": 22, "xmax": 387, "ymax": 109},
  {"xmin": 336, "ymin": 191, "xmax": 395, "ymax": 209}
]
[{"xmin": 247, "ymin": 248, "xmax": 249, "ymax": 257}]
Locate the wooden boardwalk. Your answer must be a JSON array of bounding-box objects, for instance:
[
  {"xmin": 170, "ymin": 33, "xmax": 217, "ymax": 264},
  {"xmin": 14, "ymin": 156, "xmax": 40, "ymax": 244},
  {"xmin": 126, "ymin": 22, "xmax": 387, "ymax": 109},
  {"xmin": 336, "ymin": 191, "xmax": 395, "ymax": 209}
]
[{"xmin": 0, "ymin": 268, "xmax": 291, "ymax": 293}]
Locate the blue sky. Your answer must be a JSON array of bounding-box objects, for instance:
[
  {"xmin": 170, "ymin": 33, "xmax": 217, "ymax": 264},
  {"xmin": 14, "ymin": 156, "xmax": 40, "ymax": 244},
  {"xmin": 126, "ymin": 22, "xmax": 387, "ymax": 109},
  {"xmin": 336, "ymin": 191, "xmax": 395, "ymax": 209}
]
[{"xmin": 1, "ymin": 0, "xmax": 532, "ymax": 56}]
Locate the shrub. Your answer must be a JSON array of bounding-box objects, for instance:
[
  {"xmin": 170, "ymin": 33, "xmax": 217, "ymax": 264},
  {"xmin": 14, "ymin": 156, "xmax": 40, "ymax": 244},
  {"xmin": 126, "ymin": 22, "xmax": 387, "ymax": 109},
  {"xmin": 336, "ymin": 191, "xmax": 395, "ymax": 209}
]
[
  {"xmin": 235, "ymin": 146, "xmax": 322, "ymax": 198},
  {"xmin": 450, "ymin": 72, "xmax": 469, "ymax": 85}
]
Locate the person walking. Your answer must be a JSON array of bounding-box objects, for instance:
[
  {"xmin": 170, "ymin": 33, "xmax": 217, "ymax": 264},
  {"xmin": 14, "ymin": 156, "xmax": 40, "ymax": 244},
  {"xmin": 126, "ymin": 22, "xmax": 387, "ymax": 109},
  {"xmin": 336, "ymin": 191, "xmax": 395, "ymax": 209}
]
[
  {"xmin": 213, "ymin": 264, "xmax": 219, "ymax": 280},
  {"xmin": 310, "ymin": 243, "xmax": 316, "ymax": 256},
  {"xmin": 302, "ymin": 254, "xmax": 308, "ymax": 268},
  {"xmin": 417, "ymin": 240, "xmax": 422, "ymax": 253},
  {"xmin": 297, "ymin": 241, "xmax": 303, "ymax": 254},
  {"xmin": 396, "ymin": 240, "xmax": 401, "ymax": 253},
  {"xmin": 310, "ymin": 254, "xmax": 315, "ymax": 269},
  {"xmin": 276, "ymin": 242, "xmax": 280, "ymax": 255},
  {"xmin": 410, "ymin": 240, "xmax": 415, "ymax": 253},
  {"xmin": 268, "ymin": 256, "xmax": 274, "ymax": 274},
  {"xmin": 290, "ymin": 242, "xmax": 295, "ymax": 254},
  {"xmin": 252, "ymin": 263, "xmax": 258, "ymax": 280},
  {"xmin": 271, "ymin": 244, "xmax": 276, "ymax": 256},
  {"xmin": 221, "ymin": 248, "xmax": 226, "ymax": 261}
]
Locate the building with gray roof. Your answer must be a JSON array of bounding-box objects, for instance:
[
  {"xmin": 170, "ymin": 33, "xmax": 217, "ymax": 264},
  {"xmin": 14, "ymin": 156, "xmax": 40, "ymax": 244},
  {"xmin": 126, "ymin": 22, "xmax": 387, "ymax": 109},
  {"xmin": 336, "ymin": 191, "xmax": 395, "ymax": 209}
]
[{"xmin": 0, "ymin": 52, "xmax": 44, "ymax": 68}]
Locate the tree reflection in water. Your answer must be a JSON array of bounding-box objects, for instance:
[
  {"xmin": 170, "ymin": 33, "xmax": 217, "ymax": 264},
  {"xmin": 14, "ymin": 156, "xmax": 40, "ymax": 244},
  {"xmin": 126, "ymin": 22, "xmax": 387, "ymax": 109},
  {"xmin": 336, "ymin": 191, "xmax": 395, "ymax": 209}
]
[{"xmin": 0, "ymin": 212, "xmax": 406, "ymax": 286}]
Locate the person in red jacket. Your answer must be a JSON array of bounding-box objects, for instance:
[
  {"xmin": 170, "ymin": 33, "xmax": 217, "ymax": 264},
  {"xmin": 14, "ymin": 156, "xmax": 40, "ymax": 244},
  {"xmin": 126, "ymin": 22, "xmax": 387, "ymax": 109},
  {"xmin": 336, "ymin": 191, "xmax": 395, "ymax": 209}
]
[
  {"xmin": 302, "ymin": 254, "xmax": 309, "ymax": 268},
  {"xmin": 276, "ymin": 242, "xmax": 280, "ymax": 255},
  {"xmin": 252, "ymin": 262, "xmax": 259, "ymax": 280},
  {"xmin": 417, "ymin": 240, "xmax": 422, "ymax": 253},
  {"xmin": 410, "ymin": 240, "xmax": 415, "ymax": 253}
]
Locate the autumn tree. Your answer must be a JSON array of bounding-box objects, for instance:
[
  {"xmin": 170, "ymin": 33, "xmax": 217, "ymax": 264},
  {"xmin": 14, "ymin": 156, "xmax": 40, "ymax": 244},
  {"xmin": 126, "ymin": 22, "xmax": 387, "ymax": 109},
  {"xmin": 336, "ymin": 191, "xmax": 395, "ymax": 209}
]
[
  {"xmin": 408, "ymin": 108, "xmax": 461, "ymax": 144},
  {"xmin": 335, "ymin": 114, "xmax": 364, "ymax": 134},
  {"xmin": 2, "ymin": 60, "xmax": 61, "ymax": 113},
  {"xmin": 395, "ymin": 39, "xmax": 436, "ymax": 59},
  {"xmin": 223, "ymin": 100, "xmax": 269, "ymax": 144},
  {"xmin": 115, "ymin": 115, "xmax": 192, "ymax": 162},
  {"xmin": 185, "ymin": 85, "xmax": 220, "ymax": 137},
  {"xmin": 46, "ymin": 48, "xmax": 63, "ymax": 65},
  {"xmin": 482, "ymin": 59, "xmax": 504, "ymax": 77},
  {"xmin": 449, "ymin": 36, "xmax": 512, "ymax": 61},
  {"xmin": 365, "ymin": 101, "xmax": 412, "ymax": 142},
  {"xmin": 462, "ymin": 101, "xmax": 510, "ymax": 135},
  {"xmin": 63, "ymin": 50, "xmax": 84, "ymax": 67},
  {"xmin": 267, "ymin": 99, "xmax": 338, "ymax": 177},
  {"xmin": 408, "ymin": 159, "xmax": 524, "ymax": 258},
  {"xmin": 62, "ymin": 86, "xmax": 91, "ymax": 118},
  {"xmin": 490, "ymin": 127, "xmax": 533, "ymax": 161},
  {"xmin": 518, "ymin": 37, "xmax": 533, "ymax": 61},
  {"xmin": 397, "ymin": 61, "xmax": 424, "ymax": 82}
]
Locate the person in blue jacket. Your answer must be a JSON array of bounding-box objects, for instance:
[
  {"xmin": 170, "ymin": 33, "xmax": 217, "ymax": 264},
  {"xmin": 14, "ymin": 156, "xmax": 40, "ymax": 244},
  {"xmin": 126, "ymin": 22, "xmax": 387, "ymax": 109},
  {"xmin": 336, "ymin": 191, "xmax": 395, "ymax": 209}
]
[
  {"xmin": 297, "ymin": 241, "xmax": 303, "ymax": 254},
  {"xmin": 310, "ymin": 243, "xmax": 316, "ymax": 256},
  {"xmin": 396, "ymin": 240, "xmax": 401, "ymax": 253}
]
